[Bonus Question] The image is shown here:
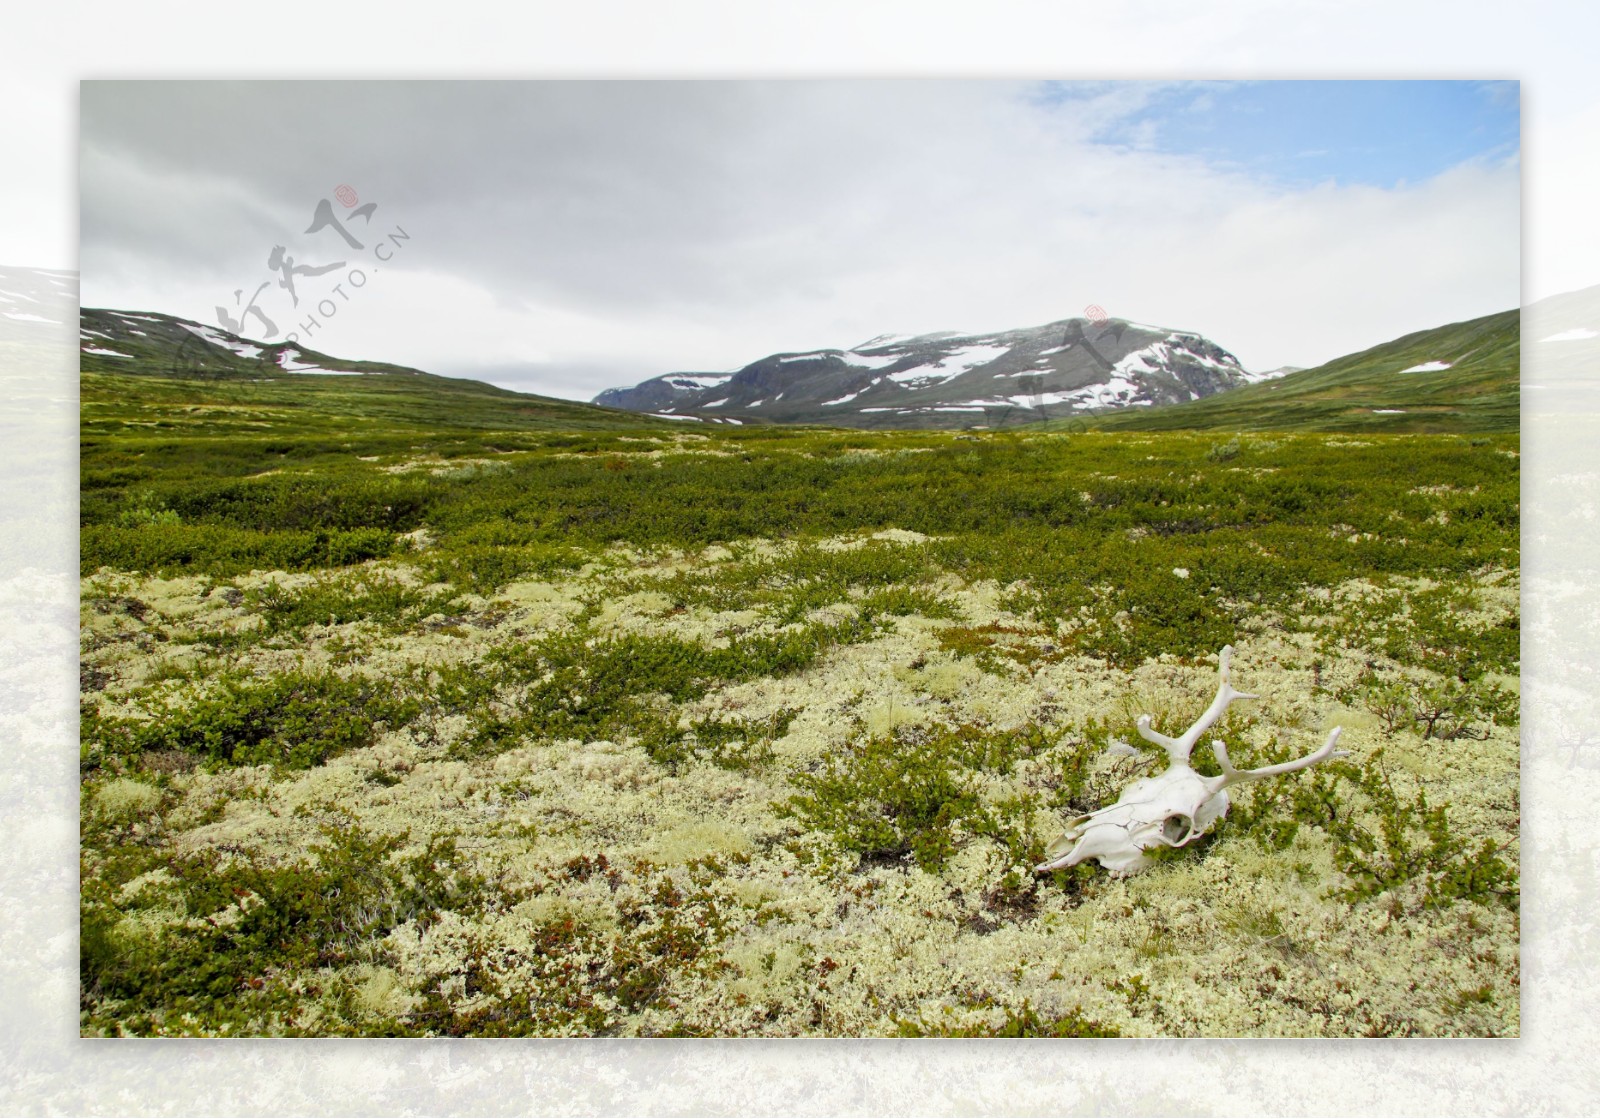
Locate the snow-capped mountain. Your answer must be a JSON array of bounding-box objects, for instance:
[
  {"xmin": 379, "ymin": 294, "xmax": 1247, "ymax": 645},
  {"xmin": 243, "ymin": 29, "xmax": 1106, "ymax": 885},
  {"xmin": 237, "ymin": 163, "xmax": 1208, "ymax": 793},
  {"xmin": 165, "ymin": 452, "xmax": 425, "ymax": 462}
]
[
  {"xmin": 78, "ymin": 307, "xmax": 433, "ymax": 379},
  {"xmin": 0, "ymin": 264, "xmax": 76, "ymax": 340},
  {"xmin": 1524, "ymin": 281, "xmax": 1600, "ymax": 392},
  {"xmin": 594, "ymin": 318, "xmax": 1275, "ymax": 429}
]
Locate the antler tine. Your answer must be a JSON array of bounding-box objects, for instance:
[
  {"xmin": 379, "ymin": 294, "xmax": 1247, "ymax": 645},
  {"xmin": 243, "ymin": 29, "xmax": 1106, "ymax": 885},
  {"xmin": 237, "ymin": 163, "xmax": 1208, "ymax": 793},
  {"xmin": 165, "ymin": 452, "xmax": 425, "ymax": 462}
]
[
  {"xmin": 1211, "ymin": 726, "xmax": 1349, "ymax": 790},
  {"xmin": 1134, "ymin": 714, "xmax": 1185, "ymax": 765},
  {"xmin": 1137, "ymin": 645, "xmax": 1259, "ymax": 766}
]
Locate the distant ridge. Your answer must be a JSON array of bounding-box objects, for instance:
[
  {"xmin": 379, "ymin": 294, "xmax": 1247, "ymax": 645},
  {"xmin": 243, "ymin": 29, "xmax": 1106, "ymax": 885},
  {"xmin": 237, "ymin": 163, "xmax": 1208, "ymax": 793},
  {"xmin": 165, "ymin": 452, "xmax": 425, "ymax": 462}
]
[
  {"xmin": 593, "ymin": 317, "xmax": 1281, "ymax": 430},
  {"xmin": 78, "ymin": 306, "xmax": 676, "ymax": 433},
  {"xmin": 1067, "ymin": 308, "xmax": 1519, "ymax": 434}
]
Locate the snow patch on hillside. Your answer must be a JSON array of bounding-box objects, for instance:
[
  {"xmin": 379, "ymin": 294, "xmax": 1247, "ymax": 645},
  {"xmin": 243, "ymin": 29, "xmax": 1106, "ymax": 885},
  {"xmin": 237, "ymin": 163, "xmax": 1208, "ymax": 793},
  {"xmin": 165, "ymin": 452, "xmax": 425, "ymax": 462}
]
[
  {"xmin": 277, "ymin": 349, "xmax": 357, "ymax": 375},
  {"xmin": 1238, "ymin": 367, "xmax": 1293, "ymax": 384},
  {"xmin": 886, "ymin": 342, "xmax": 1011, "ymax": 386},
  {"xmin": 842, "ymin": 351, "xmax": 903, "ymax": 370},
  {"xmin": 1106, "ymin": 338, "xmax": 1244, "ymax": 383},
  {"xmin": 780, "ymin": 349, "xmax": 901, "ymax": 371},
  {"xmin": 181, "ymin": 322, "xmax": 264, "ymax": 360},
  {"xmin": 1542, "ymin": 328, "xmax": 1598, "ymax": 342},
  {"xmin": 1111, "ymin": 344, "xmax": 1170, "ymax": 377}
]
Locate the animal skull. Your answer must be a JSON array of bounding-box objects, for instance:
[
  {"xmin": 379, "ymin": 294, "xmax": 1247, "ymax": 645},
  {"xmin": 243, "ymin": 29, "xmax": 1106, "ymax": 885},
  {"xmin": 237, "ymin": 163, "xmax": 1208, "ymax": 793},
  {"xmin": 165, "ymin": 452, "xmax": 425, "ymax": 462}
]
[{"xmin": 1036, "ymin": 646, "xmax": 1348, "ymax": 876}]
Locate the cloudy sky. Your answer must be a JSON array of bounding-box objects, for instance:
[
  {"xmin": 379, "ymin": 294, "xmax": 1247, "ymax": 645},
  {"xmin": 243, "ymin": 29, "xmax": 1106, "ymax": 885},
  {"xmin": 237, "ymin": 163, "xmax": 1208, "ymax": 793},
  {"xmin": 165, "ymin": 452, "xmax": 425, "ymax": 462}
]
[{"xmin": 80, "ymin": 80, "xmax": 1520, "ymax": 400}]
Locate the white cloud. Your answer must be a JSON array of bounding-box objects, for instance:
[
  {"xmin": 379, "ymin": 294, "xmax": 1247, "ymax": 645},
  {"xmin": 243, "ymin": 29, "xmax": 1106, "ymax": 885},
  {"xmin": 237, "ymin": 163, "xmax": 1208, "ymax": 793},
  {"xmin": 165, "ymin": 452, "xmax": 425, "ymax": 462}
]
[
  {"xmin": 79, "ymin": 80, "xmax": 1520, "ymax": 396},
  {"xmin": 1529, "ymin": 98, "xmax": 1600, "ymax": 302}
]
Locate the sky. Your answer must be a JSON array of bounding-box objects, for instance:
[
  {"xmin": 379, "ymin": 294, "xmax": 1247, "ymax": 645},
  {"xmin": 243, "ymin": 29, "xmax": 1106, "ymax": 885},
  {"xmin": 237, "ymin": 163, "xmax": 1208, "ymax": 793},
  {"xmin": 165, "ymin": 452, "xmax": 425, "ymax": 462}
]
[
  {"xmin": 7, "ymin": 2, "xmax": 1600, "ymax": 1113},
  {"xmin": 79, "ymin": 79, "xmax": 1522, "ymax": 400}
]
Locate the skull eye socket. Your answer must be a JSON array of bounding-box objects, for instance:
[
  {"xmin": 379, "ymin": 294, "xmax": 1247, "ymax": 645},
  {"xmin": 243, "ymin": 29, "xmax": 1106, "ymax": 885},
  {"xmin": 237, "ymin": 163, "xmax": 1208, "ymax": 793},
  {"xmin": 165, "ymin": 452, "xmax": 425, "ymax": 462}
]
[{"xmin": 1161, "ymin": 814, "xmax": 1193, "ymax": 845}]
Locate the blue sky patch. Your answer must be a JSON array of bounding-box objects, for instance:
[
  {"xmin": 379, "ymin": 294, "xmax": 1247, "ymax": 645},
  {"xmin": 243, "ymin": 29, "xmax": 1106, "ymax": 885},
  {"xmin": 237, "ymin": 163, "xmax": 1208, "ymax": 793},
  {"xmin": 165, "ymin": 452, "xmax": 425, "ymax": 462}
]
[{"xmin": 1042, "ymin": 80, "xmax": 1520, "ymax": 189}]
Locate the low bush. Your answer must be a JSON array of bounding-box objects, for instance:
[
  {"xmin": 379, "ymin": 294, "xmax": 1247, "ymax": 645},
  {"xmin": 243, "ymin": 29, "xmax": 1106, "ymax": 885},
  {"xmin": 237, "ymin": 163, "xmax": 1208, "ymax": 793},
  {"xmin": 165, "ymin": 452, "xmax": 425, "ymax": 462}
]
[{"xmin": 84, "ymin": 670, "xmax": 418, "ymax": 771}]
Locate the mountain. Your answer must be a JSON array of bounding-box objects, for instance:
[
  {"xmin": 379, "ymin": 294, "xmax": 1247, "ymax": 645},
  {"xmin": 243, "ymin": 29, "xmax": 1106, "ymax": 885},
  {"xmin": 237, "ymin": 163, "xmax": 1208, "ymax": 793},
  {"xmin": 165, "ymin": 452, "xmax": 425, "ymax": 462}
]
[
  {"xmin": 81, "ymin": 307, "xmax": 470, "ymax": 381},
  {"xmin": 79, "ymin": 308, "xmax": 671, "ymax": 433},
  {"xmin": 1067, "ymin": 308, "xmax": 1519, "ymax": 434},
  {"xmin": 1, "ymin": 264, "xmax": 75, "ymax": 335},
  {"xmin": 1523, "ymin": 282, "xmax": 1600, "ymax": 402},
  {"xmin": 2, "ymin": 267, "xmax": 79, "ymax": 577},
  {"xmin": 593, "ymin": 318, "xmax": 1281, "ymax": 430},
  {"xmin": 2, "ymin": 264, "xmax": 77, "ymax": 374}
]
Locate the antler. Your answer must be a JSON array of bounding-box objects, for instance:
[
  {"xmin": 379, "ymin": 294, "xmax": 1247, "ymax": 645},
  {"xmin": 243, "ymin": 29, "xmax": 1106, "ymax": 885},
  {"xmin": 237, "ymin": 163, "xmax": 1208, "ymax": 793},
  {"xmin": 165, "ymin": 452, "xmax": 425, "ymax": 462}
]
[
  {"xmin": 1209, "ymin": 726, "xmax": 1349, "ymax": 790},
  {"xmin": 1136, "ymin": 645, "xmax": 1258, "ymax": 767}
]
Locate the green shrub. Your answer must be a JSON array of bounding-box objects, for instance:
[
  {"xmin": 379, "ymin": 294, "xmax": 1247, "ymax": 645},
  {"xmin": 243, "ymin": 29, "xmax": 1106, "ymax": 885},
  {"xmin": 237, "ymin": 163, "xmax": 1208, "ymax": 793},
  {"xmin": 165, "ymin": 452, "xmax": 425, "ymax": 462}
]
[
  {"xmin": 85, "ymin": 670, "xmax": 417, "ymax": 771},
  {"xmin": 1205, "ymin": 437, "xmax": 1241, "ymax": 463},
  {"xmin": 454, "ymin": 619, "xmax": 876, "ymax": 759},
  {"xmin": 1325, "ymin": 756, "xmax": 1517, "ymax": 910},
  {"xmin": 82, "ymin": 523, "xmax": 398, "ymax": 577},
  {"xmin": 781, "ymin": 724, "xmax": 1051, "ymax": 873},
  {"xmin": 1226, "ymin": 749, "xmax": 1517, "ymax": 910},
  {"xmin": 422, "ymin": 542, "xmax": 583, "ymax": 592},
  {"xmin": 896, "ymin": 1000, "xmax": 1120, "ymax": 1037},
  {"xmin": 1357, "ymin": 672, "xmax": 1515, "ymax": 741},
  {"xmin": 245, "ymin": 573, "xmax": 459, "ymax": 635},
  {"xmin": 81, "ymin": 826, "xmax": 484, "ymax": 1034},
  {"xmin": 117, "ymin": 490, "xmax": 182, "ymax": 527},
  {"xmin": 634, "ymin": 709, "xmax": 798, "ymax": 771}
]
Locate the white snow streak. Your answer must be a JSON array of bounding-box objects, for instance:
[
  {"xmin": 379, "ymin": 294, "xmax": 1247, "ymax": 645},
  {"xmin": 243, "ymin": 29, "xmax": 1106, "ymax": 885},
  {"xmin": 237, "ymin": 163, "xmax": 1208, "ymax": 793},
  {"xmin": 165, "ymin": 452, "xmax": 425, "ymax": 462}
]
[
  {"xmin": 665, "ymin": 374, "xmax": 732, "ymax": 390},
  {"xmin": 180, "ymin": 322, "xmax": 266, "ymax": 359},
  {"xmin": 885, "ymin": 342, "xmax": 1011, "ymax": 386},
  {"xmin": 820, "ymin": 390, "xmax": 865, "ymax": 407}
]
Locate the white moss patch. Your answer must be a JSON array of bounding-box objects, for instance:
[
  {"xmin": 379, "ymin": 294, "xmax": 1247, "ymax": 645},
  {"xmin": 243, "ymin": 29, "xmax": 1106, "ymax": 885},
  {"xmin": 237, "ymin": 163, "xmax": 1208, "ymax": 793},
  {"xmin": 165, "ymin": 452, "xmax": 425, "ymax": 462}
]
[
  {"xmin": 93, "ymin": 777, "xmax": 161, "ymax": 820},
  {"xmin": 79, "ymin": 534, "xmax": 1520, "ymax": 1037}
]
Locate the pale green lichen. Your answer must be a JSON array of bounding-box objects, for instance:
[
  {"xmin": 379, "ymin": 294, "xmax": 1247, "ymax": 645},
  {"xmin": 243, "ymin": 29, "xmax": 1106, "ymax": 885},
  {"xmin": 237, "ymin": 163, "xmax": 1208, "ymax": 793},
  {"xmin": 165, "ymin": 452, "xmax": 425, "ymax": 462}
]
[
  {"xmin": 92, "ymin": 776, "xmax": 161, "ymax": 821},
  {"xmin": 79, "ymin": 523, "xmax": 1520, "ymax": 1038}
]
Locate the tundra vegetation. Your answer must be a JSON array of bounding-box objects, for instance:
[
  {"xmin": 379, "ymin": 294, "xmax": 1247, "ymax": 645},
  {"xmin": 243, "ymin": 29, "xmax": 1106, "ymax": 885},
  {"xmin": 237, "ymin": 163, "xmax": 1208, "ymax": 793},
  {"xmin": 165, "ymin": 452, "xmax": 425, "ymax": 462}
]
[{"xmin": 80, "ymin": 370, "xmax": 1519, "ymax": 1036}]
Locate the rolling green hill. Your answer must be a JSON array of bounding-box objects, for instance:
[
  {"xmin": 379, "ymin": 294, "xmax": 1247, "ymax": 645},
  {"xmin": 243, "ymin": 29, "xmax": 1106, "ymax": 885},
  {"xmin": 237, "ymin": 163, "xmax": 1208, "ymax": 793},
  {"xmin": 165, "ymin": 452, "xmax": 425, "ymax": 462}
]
[
  {"xmin": 81, "ymin": 365, "xmax": 661, "ymax": 444},
  {"xmin": 76, "ymin": 296, "xmax": 1521, "ymax": 1039},
  {"xmin": 1059, "ymin": 308, "xmax": 1518, "ymax": 434},
  {"xmin": 80, "ymin": 308, "xmax": 670, "ymax": 438},
  {"xmin": 80, "ymin": 308, "xmax": 699, "ymax": 572}
]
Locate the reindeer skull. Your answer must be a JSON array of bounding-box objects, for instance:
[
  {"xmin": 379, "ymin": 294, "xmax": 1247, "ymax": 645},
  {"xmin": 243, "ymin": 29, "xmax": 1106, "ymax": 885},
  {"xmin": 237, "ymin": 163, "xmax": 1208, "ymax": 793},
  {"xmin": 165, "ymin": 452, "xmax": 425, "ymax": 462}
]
[{"xmin": 1036, "ymin": 646, "xmax": 1348, "ymax": 876}]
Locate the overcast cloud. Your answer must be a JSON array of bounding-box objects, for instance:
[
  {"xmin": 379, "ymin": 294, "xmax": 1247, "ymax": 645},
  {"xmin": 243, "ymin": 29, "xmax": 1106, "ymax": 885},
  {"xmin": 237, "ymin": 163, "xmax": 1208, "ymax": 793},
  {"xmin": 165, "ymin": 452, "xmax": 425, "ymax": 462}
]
[{"xmin": 80, "ymin": 80, "xmax": 1520, "ymax": 400}]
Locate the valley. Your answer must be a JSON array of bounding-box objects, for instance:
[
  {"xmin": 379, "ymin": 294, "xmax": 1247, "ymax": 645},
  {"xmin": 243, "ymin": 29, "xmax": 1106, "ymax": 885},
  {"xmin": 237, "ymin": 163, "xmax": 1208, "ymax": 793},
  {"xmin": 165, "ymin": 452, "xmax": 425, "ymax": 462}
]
[{"xmin": 78, "ymin": 324, "xmax": 1522, "ymax": 1035}]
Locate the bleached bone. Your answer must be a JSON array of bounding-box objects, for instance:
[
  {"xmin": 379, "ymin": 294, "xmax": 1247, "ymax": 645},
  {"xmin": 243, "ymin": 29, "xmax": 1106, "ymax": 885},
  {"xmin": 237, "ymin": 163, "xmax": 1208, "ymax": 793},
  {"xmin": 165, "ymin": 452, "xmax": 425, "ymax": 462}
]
[
  {"xmin": 1035, "ymin": 646, "xmax": 1349, "ymax": 877},
  {"xmin": 1212, "ymin": 727, "xmax": 1344, "ymax": 789}
]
